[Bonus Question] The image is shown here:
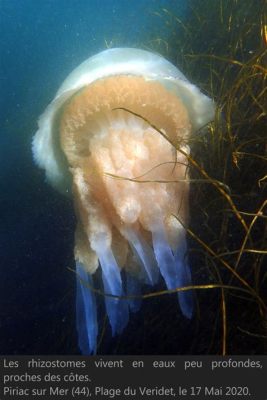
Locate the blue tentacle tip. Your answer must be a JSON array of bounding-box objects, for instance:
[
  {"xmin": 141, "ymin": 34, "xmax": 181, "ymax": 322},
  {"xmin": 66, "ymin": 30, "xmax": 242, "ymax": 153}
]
[
  {"xmin": 174, "ymin": 248, "xmax": 194, "ymax": 319},
  {"xmin": 126, "ymin": 273, "xmax": 142, "ymax": 313},
  {"xmin": 98, "ymin": 248, "xmax": 129, "ymax": 336},
  {"xmin": 76, "ymin": 262, "xmax": 98, "ymax": 354},
  {"xmin": 152, "ymin": 228, "xmax": 194, "ymax": 319}
]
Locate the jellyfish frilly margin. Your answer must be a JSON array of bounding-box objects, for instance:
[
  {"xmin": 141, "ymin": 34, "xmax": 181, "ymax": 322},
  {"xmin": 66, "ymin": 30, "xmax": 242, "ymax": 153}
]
[{"xmin": 32, "ymin": 48, "xmax": 215, "ymax": 354}]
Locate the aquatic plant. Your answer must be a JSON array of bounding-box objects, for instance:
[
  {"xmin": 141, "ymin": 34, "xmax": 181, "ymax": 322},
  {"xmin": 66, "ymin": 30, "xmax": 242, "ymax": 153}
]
[{"xmin": 145, "ymin": 0, "xmax": 267, "ymax": 354}]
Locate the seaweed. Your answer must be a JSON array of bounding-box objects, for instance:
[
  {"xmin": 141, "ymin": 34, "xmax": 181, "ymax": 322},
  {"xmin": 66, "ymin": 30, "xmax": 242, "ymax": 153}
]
[{"xmin": 144, "ymin": 0, "xmax": 267, "ymax": 355}]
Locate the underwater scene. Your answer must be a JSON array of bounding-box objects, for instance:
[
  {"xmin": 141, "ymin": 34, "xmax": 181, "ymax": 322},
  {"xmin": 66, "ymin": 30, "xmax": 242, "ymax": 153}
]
[{"xmin": 0, "ymin": 0, "xmax": 266, "ymax": 355}]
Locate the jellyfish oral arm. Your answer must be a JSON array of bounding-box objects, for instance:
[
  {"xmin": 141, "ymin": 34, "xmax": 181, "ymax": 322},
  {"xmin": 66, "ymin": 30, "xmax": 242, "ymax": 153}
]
[{"xmin": 69, "ymin": 98, "xmax": 193, "ymax": 352}]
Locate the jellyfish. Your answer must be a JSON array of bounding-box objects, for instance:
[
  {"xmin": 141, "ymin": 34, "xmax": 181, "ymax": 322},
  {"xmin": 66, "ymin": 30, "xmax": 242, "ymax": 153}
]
[{"xmin": 32, "ymin": 48, "xmax": 215, "ymax": 354}]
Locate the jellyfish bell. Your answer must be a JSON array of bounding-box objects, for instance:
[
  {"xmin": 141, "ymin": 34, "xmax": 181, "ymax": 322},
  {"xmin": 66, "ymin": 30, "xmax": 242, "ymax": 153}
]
[{"xmin": 32, "ymin": 48, "xmax": 215, "ymax": 354}]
